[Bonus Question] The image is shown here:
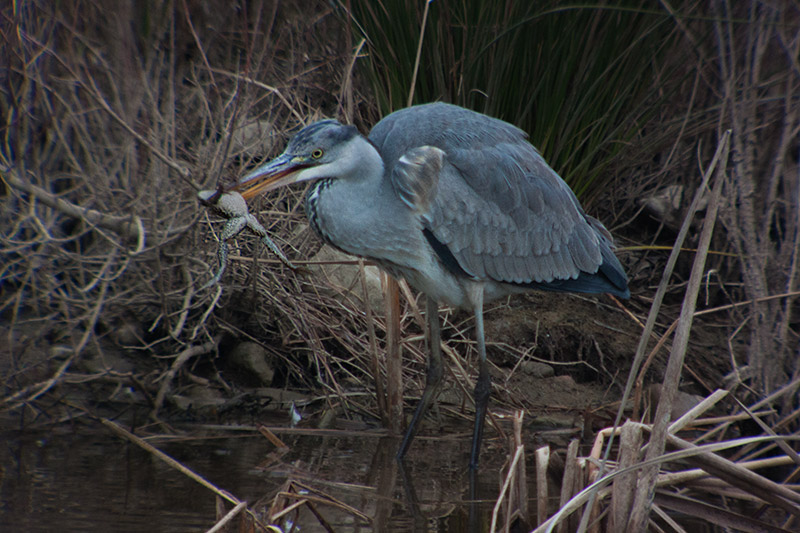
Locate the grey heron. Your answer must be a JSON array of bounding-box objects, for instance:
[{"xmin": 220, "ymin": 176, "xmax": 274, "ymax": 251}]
[{"xmin": 233, "ymin": 102, "xmax": 629, "ymax": 468}]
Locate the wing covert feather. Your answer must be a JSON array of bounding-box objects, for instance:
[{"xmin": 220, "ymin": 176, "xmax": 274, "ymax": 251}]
[{"xmin": 369, "ymin": 102, "xmax": 619, "ymax": 289}]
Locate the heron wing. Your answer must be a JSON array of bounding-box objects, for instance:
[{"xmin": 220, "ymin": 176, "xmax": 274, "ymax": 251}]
[
  {"xmin": 371, "ymin": 103, "xmax": 627, "ymax": 295},
  {"xmin": 429, "ymin": 142, "xmax": 603, "ymax": 284}
]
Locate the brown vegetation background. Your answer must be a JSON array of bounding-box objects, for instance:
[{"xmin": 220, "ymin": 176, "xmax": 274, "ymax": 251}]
[{"xmin": 2, "ymin": 1, "xmax": 800, "ymax": 528}]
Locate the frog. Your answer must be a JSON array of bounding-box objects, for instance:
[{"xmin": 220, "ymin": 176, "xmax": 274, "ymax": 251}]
[{"xmin": 198, "ymin": 188, "xmax": 295, "ymax": 288}]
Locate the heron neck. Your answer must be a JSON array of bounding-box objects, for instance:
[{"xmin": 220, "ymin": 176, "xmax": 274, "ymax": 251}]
[
  {"xmin": 348, "ymin": 136, "xmax": 385, "ymax": 189},
  {"xmin": 304, "ymin": 149, "xmax": 416, "ymax": 262}
]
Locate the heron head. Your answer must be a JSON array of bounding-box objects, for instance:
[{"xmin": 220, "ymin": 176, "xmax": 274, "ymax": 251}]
[{"xmin": 234, "ymin": 120, "xmax": 366, "ymax": 200}]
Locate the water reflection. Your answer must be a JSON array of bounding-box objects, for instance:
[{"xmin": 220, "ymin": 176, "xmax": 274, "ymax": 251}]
[{"xmin": 1, "ymin": 421, "xmax": 526, "ymax": 532}]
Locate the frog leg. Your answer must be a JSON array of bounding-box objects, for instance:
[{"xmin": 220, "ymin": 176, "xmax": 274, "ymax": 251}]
[
  {"xmin": 244, "ymin": 214, "xmax": 296, "ymax": 270},
  {"xmin": 202, "ymin": 216, "xmax": 249, "ymax": 289}
]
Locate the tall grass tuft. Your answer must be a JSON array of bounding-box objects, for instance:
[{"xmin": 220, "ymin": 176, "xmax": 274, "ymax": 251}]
[{"xmin": 348, "ymin": 1, "xmax": 683, "ymax": 200}]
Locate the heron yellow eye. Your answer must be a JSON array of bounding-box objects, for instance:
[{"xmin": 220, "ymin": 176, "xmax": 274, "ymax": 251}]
[{"xmin": 312, "ymin": 148, "xmax": 324, "ymax": 159}]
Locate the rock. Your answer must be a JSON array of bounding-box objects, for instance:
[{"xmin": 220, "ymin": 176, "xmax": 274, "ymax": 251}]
[
  {"xmin": 438, "ymin": 386, "xmax": 463, "ymax": 406},
  {"xmin": 647, "ymin": 384, "xmax": 705, "ymax": 421},
  {"xmin": 77, "ymin": 346, "xmax": 135, "ymax": 374},
  {"xmin": 640, "ymin": 184, "xmax": 707, "ymax": 232},
  {"xmin": 519, "ymin": 361, "xmax": 555, "ymax": 378},
  {"xmin": 551, "ymin": 374, "xmax": 577, "ymax": 387},
  {"xmin": 232, "ymin": 120, "xmax": 275, "ymax": 157},
  {"xmin": 173, "ymin": 384, "xmax": 227, "ymax": 411},
  {"xmin": 114, "ymin": 319, "xmax": 143, "ymax": 346},
  {"xmin": 228, "ymin": 341, "xmax": 274, "ymax": 385},
  {"xmin": 307, "ymin": 244, "xmax": 384, "ymax": 313}
]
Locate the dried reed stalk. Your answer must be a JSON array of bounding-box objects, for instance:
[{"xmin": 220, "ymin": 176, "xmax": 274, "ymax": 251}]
[
  {"xmin": 627, "ymin": 131, "xmax": 730, "ymax": 530},
  {"xmin": 556, "ymin": 439, "xmax": 580, "ymax": 533},
  {"xmin": 535, "ymin": 445, "xmax": 551, "ymax": 527}
]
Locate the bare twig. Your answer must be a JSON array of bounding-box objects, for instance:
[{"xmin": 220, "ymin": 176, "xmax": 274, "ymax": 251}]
[
  {"xmin": 102, "ymin": 418, "xmax": 268, "ymax": 530},
  {"xmin": 2, "ymin": 167, "xmax": 145, "ymax": 250},
  {"xmin": 206, "ymin": 501, "xmax": 248, "ymax": 533},
  {"xmin": 153, "ymin": 337, "xmax": 221, "ymax": 416}
]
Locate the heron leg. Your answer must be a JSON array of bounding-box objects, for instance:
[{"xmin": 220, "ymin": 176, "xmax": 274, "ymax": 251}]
[
  {"xmin": 469, "ymin": 293, "xmax": 490, "ymax": 470},
  {"xmin": 397, "ymin": 296, "xmax": 443, "ymax": 460}
]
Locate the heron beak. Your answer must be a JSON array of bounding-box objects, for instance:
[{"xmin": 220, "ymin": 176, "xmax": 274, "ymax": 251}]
[{"xmin": 234, "ymin": 153, "xmax": 311, "ymax": 201}]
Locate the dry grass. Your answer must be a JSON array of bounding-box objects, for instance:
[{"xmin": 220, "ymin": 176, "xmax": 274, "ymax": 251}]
[
  {"xmin": 0, "ymin": 0, "xmax": 371, "ymax": 411},
  {"xmin": 2, "ymin": 1, "xmax": 800, "ymax": 531},
  {"xmin": 533, "ymin": 388, "xmax": 800, "ymax": 532}
]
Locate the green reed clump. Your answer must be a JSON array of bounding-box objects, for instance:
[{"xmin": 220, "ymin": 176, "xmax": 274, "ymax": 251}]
[{"xmin": 349, "ymin": 1, "xmax": 683, "ymax": 200}]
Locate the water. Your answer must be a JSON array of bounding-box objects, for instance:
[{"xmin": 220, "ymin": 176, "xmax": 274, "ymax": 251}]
[
  {"xmin": 1, "ymin": 428, "xmax": 252, "ymax": 531},
  {"xmin": 0, "ymin": 420, "xmax": 532, "ymax": 532}
]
